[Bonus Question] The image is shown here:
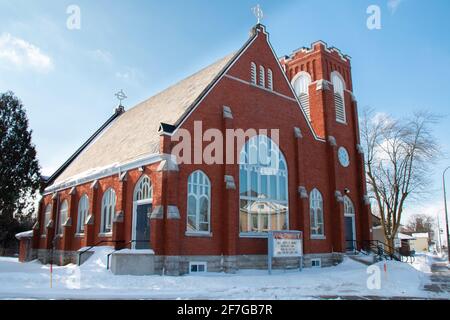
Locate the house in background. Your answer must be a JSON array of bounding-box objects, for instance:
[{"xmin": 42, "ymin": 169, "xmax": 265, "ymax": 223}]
[{"xmin": 410, "ymin": 233, "xmax": 430, "ymax": 252}]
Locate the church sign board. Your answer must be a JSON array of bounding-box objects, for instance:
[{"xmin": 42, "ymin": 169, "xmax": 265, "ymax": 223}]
[{"xmin": 268, "ymin": 231, "xmax": 303, "ymax": 274}]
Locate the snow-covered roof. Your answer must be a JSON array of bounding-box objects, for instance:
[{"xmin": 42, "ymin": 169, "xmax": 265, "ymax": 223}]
[
  {"xmin": 52, "ymin": 52, "xmax": 237, "ymax": 185},
  {"xmin": 412, "ymin": 233, "xmax": 429, "ymax": 239},
  {"xmin": 15, "ymin": 230, "xmax": 33, "ymax": 240},
  {"xmin": 397, "ymin": 233, "xmax": 415, "ymax": 240}
]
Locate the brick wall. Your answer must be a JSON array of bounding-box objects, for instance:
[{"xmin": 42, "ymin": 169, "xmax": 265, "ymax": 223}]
[{"xmin": 34, "ymin": 25, "xmax": 371, "ymax": 260}]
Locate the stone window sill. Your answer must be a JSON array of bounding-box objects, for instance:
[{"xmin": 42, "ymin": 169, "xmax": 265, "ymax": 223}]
[
  {"xmin": 185, "ymin": 232, "xmax": 212, "ymax": 238},
  {"xmin": 239, "ymin": 233, "xmax": 268, "ymax": 239},
  {"xmin": 311, "ymin": 235, "xmax": 326, "ymax": 240},
  {"xmin": 98, "ymin": 232, "xmax": 113, "ymax": 238},
  {"xmin": 74, "ymin": 233, "xmax": 85, "ymax": 238}
]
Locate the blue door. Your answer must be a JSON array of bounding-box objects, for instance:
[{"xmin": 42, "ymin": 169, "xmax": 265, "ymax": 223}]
[{"xmin": 135, "ymin": 204, "xmax": 151, "ymax": 249}]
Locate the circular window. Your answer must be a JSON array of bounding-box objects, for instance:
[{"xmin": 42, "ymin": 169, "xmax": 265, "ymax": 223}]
[{"xmin": 338, "ymin": 147, "xmax": 350, "ymax": 168}]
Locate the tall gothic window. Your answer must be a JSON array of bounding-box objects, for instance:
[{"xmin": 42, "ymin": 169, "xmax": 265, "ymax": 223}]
[
  {"xmin": 187, "ymin": 171, "xmax": 211, "ymax": 233},
  {"xmin": 57, "ymin": 200, "xmax": 68, "ymax": 236},
  {"xmin": 310, "ymin": 189, "xmax": 324, "ymax": 237},
  {"xmin": 292, "ymin": 72, "xmax": 312, "ymax": 120},
  {"xmin": 250, "ymin": 62, "xmax": 257, "ymax": 85},
  {"xmin": 77, "ymin": 194, "xmax": 89, "ymax": 233},
  {"xmin": 259, "ymin": 65, "xmax": 265, "ymax": 87},
  {"xmin": 134, "ymin": 176, "xmax": 153, "ymax": 201},
  {"xmin": 239, "ymin": 135, "xmax": 289, "ymax": 235},
  {"xmin": 331, "ymin": 71, "xmax": 346, "ymax": 123},
  {"xmin": 43, "ymin": 204, "xmax": 52, "ymax": 234},
  {"xmin": 101, "ymin": 188, "xmax": 116, "ymax": 234},
  {"xmin": 267, "ymin": 68, "xmax": 273, "ymax": 91},
  {"xmin": 344, "ymin": 196, "xmax": 355, "ymax": 216}
]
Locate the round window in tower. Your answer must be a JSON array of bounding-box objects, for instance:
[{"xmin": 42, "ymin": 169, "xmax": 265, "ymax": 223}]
[{"xmin": 338, "ymin": 147, "xmax": 350, "ymax": 168}]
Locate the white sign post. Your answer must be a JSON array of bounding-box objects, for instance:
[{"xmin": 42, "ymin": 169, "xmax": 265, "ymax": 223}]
[{"xmin": 268, "ymin": 231, "xmax": 303, "ymax": 274}]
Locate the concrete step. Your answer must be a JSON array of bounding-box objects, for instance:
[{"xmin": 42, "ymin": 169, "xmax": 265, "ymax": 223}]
[{"xmin": 347, "ymin": 255, "xmax": 375, "ymax": 266}]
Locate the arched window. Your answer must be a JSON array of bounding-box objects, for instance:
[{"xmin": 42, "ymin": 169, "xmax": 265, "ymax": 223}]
[
  {"xmin": 292, "ymin": 72, "xmax": 312, "ymax": 120},
  {"xmin": 57, "ymin": 200, "xmax": 68, "ymax": 236},
  {"xmin": 43, "ymin": 204, "xmax": 52, "ymax": 234},
  {"xmin": 250, "ymin": 62, "xmax": 257, "ymax": 85},
  {"xmin": 344, "ymin": 196, "xmax": 355, "ymax": 216},
  {"xmin": 134, "ymin": 175, "xmax": 153, "ymax": 201},
  {"xmin": 101, "ymin": 188, "xmax": 116, "ymax": 234},
  {"xmin": 267, "ymin": 68, "xmax": 273, "ymax": 90},
  {"xmin": 77, "ymin": 194, "xmax": 89, "ymax": 233},
  {"xmin": 187, "ymin": 171, "xmax": 211, "ymax": 233},
  {"xmin": 331, "ymin": 71, "xmax": 346, "ymax": 123},
  {"xmin": 259, "ymin": 65, "xmax": 265, "ymax": 87},
  {"xmin": 310, "ymin": 189, "xmax": 324, "ymax": 237},
  {"xmin": 239, "ymin": 135, "xmax": 289, "ymax": 235}
]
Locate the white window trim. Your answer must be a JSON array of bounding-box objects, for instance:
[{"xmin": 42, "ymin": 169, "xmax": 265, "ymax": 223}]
[
  {"xmin": 259, "ymin": 65, "xmax": 265, "ymax": 87},
  {"xmin": 189, "ymin": 261, "xmax": 208, "ymax": 274},
  {"xmin": 100, "ymin": 188, "xmax": 116, "ymax": 234},
  {"xmin": 57, "ymin": 200, "xmax": 68, "ymax": 236},
  {"xmin": 344, "ymin": 196, "xmax": 356, "ymax": 246},
  {"xmin": 132, "ymin": 175, "xmax": 153, "ymax": 249},
  {"xmin": 187, "ymin": 171, "xmax": 211, "ymax": 234},
  {"xmin": 311, "ymin": 258, "xmax": 322, "ymax": 268},
  {"xmin": 310, "ymin": 189, "xmax": 324, "ymax": 237},
  {"xmin": 250, "ymin": 62, "xmax": 257, "ymax": 85},
  {"xmin": 267, "ymin": 68, "xmax": 273, "ymax": 91},
  {"xmin": 77, "ymin": 194, "xmax": 89, "ymax": 234},
  {"xmin": 291, "ymin": 71, "xmax": 312, "ymax": 90},
  {"xmin": 43, "ymin": 204, "xmax": 52, "ymax": 235},
  {"xmin": 331, "ymin": 71, "xmax": 347, "ymax": 124},
  {"xmin": 239, "ymin": 135, "xmax": 289, "ymax": 236},
  {"xmin": 291, "ymin": 71, "xmax": 312, "ymax": 121}
]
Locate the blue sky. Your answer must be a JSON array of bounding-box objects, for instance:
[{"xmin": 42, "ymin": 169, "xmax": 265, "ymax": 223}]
[{"xmin": 1, "ymin": 0, "xmax": 449, "ymax": 228}]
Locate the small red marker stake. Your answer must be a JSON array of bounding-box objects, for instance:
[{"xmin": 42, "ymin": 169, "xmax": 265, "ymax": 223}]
[{"xmin": 50, "ymin": 262, "xmax": 53, "ymax": 289}]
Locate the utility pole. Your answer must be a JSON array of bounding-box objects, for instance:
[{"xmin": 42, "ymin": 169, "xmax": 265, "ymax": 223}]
[
  {"xmin": 443, "ymin": 166, "xmax": 450, "ymax": 262},
  {"xmin": 436, "ymin": 211, "xmax": 442, "ymax": 254}
]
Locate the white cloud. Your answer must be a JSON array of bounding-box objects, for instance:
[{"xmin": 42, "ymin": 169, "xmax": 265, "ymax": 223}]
[
  {"xmin": 115, "ymin": 67, "xmax": 142, "ymax": 83},
  {"xmin": 90, "ymin": 49, "xmax": 113, "ymax": 65},
  {"xmin": 388, "ymin": 0, "xmax": 403, "ymax": 14},
  {"xmin": 0, "ymin": 33, "xmax": 53, "ymax": 72}
]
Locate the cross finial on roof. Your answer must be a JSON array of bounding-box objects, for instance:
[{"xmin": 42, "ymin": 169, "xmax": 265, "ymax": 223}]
[
  {"xmin": 252, "ymin": 4, "xmax": 264, "ymax": 24},
  {"xmin": 115, "ymin": 89, "xmax": 127, "ymax": 106}
]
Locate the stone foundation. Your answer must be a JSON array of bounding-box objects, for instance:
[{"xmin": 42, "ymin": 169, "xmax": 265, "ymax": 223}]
[
  {"xmin": 110, "ymin": 250, "xmax": 155, "ymax": 275},
  {"xmin": 31, "ymin": 249, "xmax": 344, "ymax": 275},
  {"xmin": 36, "ymin": 249, "xmax": 79, "ymax": 265}
]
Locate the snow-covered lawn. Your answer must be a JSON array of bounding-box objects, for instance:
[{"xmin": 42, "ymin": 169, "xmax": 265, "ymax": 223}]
[{"xmin": 0, "ymin": 247, "xmax": 448, "ymax": 300}]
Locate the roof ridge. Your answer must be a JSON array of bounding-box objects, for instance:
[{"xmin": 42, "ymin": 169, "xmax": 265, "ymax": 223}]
[{"xmin": 129, "ymin": 52, "xmax": 237, "ymax": 113}]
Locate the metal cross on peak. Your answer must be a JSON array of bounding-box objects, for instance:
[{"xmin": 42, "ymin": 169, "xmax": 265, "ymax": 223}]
[
  {"xmin": 115, "ymin": 89, "xmax": 127, "ymax": 106},
  {"xmin": 252, "ymin": 4, "xmax": 264, "ymax": 24}
]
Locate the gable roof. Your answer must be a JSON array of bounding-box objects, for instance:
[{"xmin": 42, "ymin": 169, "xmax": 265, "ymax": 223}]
[
  {"xmin": 53, "ymin": 52, "xmax": 237, "ymax": 185},
  {"xmin": 48, "ymin": 24, "xmax": 318, "ymax": 190}
]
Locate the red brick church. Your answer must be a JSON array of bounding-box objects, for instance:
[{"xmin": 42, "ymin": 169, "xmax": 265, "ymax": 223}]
[{"xmin": 25, "ymin": 24, "xmax": 372, "ymax": 275}]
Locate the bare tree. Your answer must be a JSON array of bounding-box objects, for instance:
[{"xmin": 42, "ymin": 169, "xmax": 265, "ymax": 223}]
[
  {"xmin": 405, "ymin": 214, "xmax": 435, "ymax": 243},
  {"xmin": 361, "ymin": 109, "xmax": 439, "ymax": 251}
]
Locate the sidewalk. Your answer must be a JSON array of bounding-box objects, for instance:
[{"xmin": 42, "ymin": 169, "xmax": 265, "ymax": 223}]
[{"xmin": 423, "ymin": 255, "xmax": 450, "ymax": 294}]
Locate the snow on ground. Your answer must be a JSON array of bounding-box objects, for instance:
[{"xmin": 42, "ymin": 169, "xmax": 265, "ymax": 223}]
[
  {"xmin": 410, "ymin": 253, "xmax": 434, "ymax": 273},
  {"xmin": 0, "ymin": 247, "xmax": 448, "ymax": 300}
]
